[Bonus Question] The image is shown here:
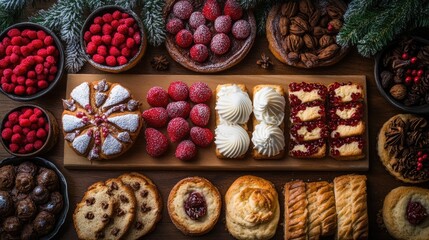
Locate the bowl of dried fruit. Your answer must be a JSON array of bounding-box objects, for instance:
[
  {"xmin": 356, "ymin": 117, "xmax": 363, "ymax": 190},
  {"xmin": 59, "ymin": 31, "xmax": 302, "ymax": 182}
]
[
  {"xmin": 0, "ymin": 22, "xmax": 64, "ymax": 101},
  {"xmin": 375, "ymin": 36, "xmax": 429, "ymax": 113},
  {"xmin": 81, "ymin": 5, "xmax": 147, "ymax": 73},
  {"xmin": 266, "ymin": 0, "xmax": 349, "ymax": 68},
  {"xmin": 1, "ymin": 105, "xmax": 59, "ymax": 157}
]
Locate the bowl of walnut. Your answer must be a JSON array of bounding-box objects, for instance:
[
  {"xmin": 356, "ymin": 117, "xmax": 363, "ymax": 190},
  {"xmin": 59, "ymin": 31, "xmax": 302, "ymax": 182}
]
[{"xmin": 375, "ymin": 36, "xmax": 429, "ymax": 113}]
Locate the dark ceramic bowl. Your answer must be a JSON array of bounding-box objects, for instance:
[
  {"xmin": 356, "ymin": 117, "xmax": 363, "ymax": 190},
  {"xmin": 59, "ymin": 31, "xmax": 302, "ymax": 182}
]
[
  {"xmin": 80, "ymin": 5, "xmax": 147, "ymax": 73},
  {"xmin": 0, "ymin": 156, "xmax": 69, "ymax": 240},
  {"xmin": 0, "ymin": 22, "xmax": 65, "ymax": 101},
  {"xmin": 374, "ymin": 36, "xmax": 429, "ymax": 113},
  {"xmin": 0, "ymin": 104, "xmax": 59, "ymax": 157}
]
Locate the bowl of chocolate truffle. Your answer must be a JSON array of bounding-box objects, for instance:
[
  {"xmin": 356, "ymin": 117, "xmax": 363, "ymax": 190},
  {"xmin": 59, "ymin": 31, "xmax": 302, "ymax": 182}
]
[
  {"xmin": 375, "ymin": 36, "xmax": 429, "ymax": 113},
  {"xmin": 0, "ymin": 157, "xmax": 69, "ymax": 239}
]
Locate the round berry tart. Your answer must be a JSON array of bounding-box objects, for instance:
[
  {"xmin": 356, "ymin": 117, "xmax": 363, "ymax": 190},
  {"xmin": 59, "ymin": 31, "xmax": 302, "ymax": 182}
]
[
  {"xmin": 168, "ymin": 176, "xmax": 221, "ymax": 236},
  {"xmin": 165, "ymin": 0, "xmax": 256, "ymax": 72},
  {"xmin": 81, "ymin": 6, "xmax": 146, "ymax": 73},
  {"xmin": 61, "ymin": 80, "xmax": 143, "ymax": 161},
  {"xmin": 0, "ymin": 22, "xmax": 64, "ymax": 101},
  {"xmin": 378, "ymin": 114, "xmax": 429, "ymax": 183},
  {"xmin": 383, "ymin": 186, "xmax": 429, "ymax": 240},
  {"xmin": 266, "ymin": 0, "xmax": 349, "ymax": 68}
]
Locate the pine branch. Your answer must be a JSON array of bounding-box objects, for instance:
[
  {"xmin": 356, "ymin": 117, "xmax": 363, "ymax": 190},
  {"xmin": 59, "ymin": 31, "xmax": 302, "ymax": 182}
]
[
  {"xmin": 254, "ymin": 0, "xmax": 286, "ymax": 35},
  {"xmin": 85, "ymin": 0, "xmax": 114, "ymax": 11},
  {"xmin": 114, "ymin": 0, "xmax": 138, "ymax": 9},
  {"xmin": 0, "ymin": 7, "xmax": 13, "ymax": 31},
  {"xmin": 336, "ymin": 9, "xmax": 379, "ymax": 47},
  {"xmin": 65, "ymin": 39, "xmax": 86, "ymax": 74},
  {"xmin": 142, "ymin": 0, "xmax": 166, "ymax": 46},
  {"xmin": 0, "ymin": 0, "xmax": 27, "ymax": 13},
  {"xmin": 239, "ymin": 0, "xmax": 260, "ymax": 9}
]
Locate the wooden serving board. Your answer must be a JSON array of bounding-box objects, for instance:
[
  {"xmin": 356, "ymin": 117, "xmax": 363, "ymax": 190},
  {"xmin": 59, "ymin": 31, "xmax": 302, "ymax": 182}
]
[{"xmin": 64, "ymin": 74, "xmax": 368, "ymax": 171}]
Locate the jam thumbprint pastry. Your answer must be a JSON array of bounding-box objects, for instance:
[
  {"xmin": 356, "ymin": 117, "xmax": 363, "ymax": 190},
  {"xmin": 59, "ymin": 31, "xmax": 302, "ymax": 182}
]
[
  {"xmin": 288, "ymin": 82, "xmax": 328, "ymax": 107},
  {"xmin": 168, "ymin": 177, "xmax": 221, "ymax": 236},
  {"xmin": 226, "ymin": 175, "xmax": 279, "ymax": 240},
  {"xmin": 377, "ymin": 114, "xmax": 429, "ymax": 183},
  {"xmin": 252, "ymin": 85, "xmax": 285, "ymax": 159},
  {"xmin": 333, "ymin": 175, "xmax": 368, "ymax": 240},
  {"xmin": 328, "ymin": 82, "xmax": 364, "ymax": 105},
  {"xmin": 383, "ymin": 186, "xmax": 429, "ymax": 240},
  {"xmin": 62, "ymin": 80, "xmax": 143, "ymax": 161}
]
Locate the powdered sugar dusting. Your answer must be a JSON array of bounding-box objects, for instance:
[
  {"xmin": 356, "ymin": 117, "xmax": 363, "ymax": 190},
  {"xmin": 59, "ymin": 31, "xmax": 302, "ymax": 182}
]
[
  {"xmin": 70, "ymin": 82, "xmax": 90, "ymax": 108},
  {"xmin": 107, "ymin": 114, "xmax": 140, "ymax": 132},
  {"xmin": 102, "ymin": 134, "xmax": 122, "ymax": 156},
  {"xmin": 62, "ymin": 114, "xmax": 87, "ymax": 132},
  {"xmin": 117, "ymin": 132, "xmax": 131, "ymax": 142},
  {"xmin": 72, "ymin": 133, "xmax": 92, "ymax": 154},
  {"xmin": 102, "ymin": 85, "xmax": 131, "ymax": 109},
  {"xmin": 95, "ymin": 92, "xmax": 107, "ymax": 107}
]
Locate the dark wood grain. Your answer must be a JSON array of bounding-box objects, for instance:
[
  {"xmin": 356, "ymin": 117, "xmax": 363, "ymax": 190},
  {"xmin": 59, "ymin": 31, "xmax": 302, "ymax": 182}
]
[{"xmin": 1, "ymin": 2, "xmax": 428, "ymax": 239}]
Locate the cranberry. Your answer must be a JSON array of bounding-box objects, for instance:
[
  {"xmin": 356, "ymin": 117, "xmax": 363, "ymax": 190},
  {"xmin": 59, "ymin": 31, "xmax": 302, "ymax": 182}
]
[
  {"xmin": 406, "ymin": 201, "xmax": 428, "ymax": 225},
  {"xmin": 184, "ymin": 191, "xmax": 207, "ymax": 220}
]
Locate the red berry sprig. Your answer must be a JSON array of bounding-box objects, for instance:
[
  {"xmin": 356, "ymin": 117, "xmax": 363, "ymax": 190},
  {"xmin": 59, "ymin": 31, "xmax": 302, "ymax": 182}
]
[
  {"xmin": 401, "ymin": 52, "xmax": 424, "ymax": 85},
  {"xmin": 84, "ymin": 10, "xmax": 141, "ymax": 67},
  {"xmin": 416, "ymin": 151, "xmax": 428, "ymax": 171}
]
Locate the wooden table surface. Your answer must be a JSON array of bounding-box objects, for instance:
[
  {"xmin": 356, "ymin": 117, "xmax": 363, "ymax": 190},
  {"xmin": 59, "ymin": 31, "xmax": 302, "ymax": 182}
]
[{"xmin": 1, "ymin": 3, "xmax": 428, "ymax": 240}]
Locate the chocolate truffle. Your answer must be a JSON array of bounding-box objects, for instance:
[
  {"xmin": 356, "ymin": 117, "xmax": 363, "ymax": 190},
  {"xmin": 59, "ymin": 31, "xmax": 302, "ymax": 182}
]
[
  {"xmin": 40, "ymin": 192, "xmax": 63, "ymax": 214},
  {"xmin": 0, "ymin": 191, "xmax": 13, "ymax": 216},
  {"xmin": 16, "ymin": 198, "xmax": 37, "ymax": 222},
  {"xmin": 21, "ymin": 224, "xmax": 37, "ymax": 240},
  {"xmin": 17, "ymin": 162, "xmax": 38, "ymax": 176},
  {"xmin": 2, "ymin": 216, "xmax": 21, "ymax": 233},
  {"xmin": 33, "ymin": 211, "xmax": 55, "ymax": 236},
  {"xmin": 37, "ymin": 168, "xmax": 59, "ymax": 192},
  {"xmin": 10, "ymin": 187, "xmax": 29, "ymax": 203},
  {"xmin": 30, "ymin": 185, "xmax": 50, "ymax": 205},
  {"xmin": 0, "ymin": 166, "xmax": 15, "ymax": 190},
  {"xmin": 15, "ymin": 172, "xmax": 34, "ymax": 193}
]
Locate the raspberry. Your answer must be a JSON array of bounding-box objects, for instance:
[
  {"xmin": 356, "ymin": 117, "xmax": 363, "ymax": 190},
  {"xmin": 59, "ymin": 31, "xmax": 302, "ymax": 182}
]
[
  {"xmin": 7, "ymin": 28, "xmax": 20, "ymax": 37},
  {"xmin": 232, "ymin": 20, "xmax": 251, "ymax": 40},
  {"xmin": 102, "ymin": 24, "xmax": 113, "ymax": 35},
  {"xmin": 109, "ymin": 46, "xmax": 120, "ymax": 57},
  {"xmin": 86, "ymin": 42, "xmax": 97, "ymax": 55},
  {"xmin": 3, "ymin": 120, "xmax": 13, "ymax": 128},
  {"xmin": 125, "ymin": 18, "xmax": 135, "ymax": 27},
  {"xmin": 168, "ymin": 81, "xmax": 189, "ymax": 101},
  {"xmin": 117, "ymin": 56, "xmax": 128, "ymax": 65},
  {"xmin": 8, "ymin": 111, "xmax": 19, "ymax": 123},
  {"xmin": 190, "ymin": 44, "xmax": 209, "ymax": 63},
  {"xmin": 22, "ymin": 109, "xmax": 33, "ymax": 118},
  {"xmin": 22, "ymin": 127, "xmax": 30, "ymax": 135},
  {"xmin": 34, "ymin": 140, "xmax": 43, "ymax": 150},
  {"xmin": 190, "ymin": 126, "xmax": 214, "ymax": 147},
  {"xmin": 20, "ymin": 46, "xmax": 31, "ymax": 56},
  {"xmin": 33, "ymin": 107, "xmax": 43, "ymax": 117},
  {"xmin": 32, "ymin": 39, "xmax": 44, "ymax": 49},
  {"xmin": 142, "ymin": 107, "xmax": 168, "ymax": 128},
  {"xmin": 166, "ymin": 18, "xmax": 184, "ymax": 35},
  {"xmin": 121, "ymin": 48, "xmax": 131, "ymax": 58},
  {"xmin": 11, "ymin": 36, "xmax": 23, "ymax": 46},
  {"xmin": 175, "ymin": 140, "xmax": 197, "ymax": 161},
  {"xmin": 11, "ymin": 133, "xmax": 22, "ymax": 144},
  {"xmin": 1, "ymin": 128, "xmax": 13, "ymax": 140},
  {"xmin": 26, "ymin": 130, "xmax": 37, "ymax": 143},
  {"xmin": 19, "ymin": 118, "xmax": 31, "ymax": 128},
  {"xmin": 111, "ymin": 20, "xmax": 120, "ymax": 29},
  {"xmin": 126, "ymin": 38, "xmax": 135, "ymax": 49},
  {"xmin": 133, "ymin": 32, "xmax": 141, "ymax": 45},
  {"xmin": 101, "ymin": 35, "xmax": 112, "ymax": 45},
  {"xmin": 175, "ymin": 29, "xmax": 193, "ymax": 48},
  {"xmin": 26, "ymin": 87, "xmax": 37, "ymax": 95},
  {"xmin": 84, "ymin": 31, "xmax": 92, "ymax": 42},
  {"xmin": 89, "ymin": 24, "xmax": 102, "ymax": 34},
  {"xmin": 167, "ymin": 101, "xmax": 191, "ymax": 119},
  {"xmin": 12, "ymin": 125, "xmax": 22, "ymax": 134},
  {"xmin": 193, "ymin": 25, "xmax": 211, "ymax": 45},
  {"xmin": 29, "ymin": 114, "xmax": 38, "ymax": 123},
  {"xmin": 210, "ymin": 33, "xmax": 231, "ymax": 55},
  {"xmin": 146, "ymin": 86, "xmax": 169, "ymax": 107},
  {"xmin": 14, "ymin": 85, "xmax": 25, "ymax": 95},
  {"xmin": 224, "ymin": 0, "xmax": 243, "ymax": 20},
  {"xmin": 37, "ymin": 30, "xmax": 47, "ymax": 40},
  {"xmin": 112, "ymin": 10, "xmax": 122, "ymax": 20},
  {"xmin": 145, "ymin": 128, "xmax": 168, "ymax": 157},
  {"xmin": 36, "ymin": 128, "xmax": 47, "ymax": 139},
  {"xmin": 44, "ymin": 36, "xmax": 54, "ymax": 46},
  {"xmin": 202, "ymin": 0, "xmax": 221, "ymax": 21},
  {"xmin": 37, "ymin": 48, "xmax": 48, "ymax": 58},
  {"xmin": 24, "ymin": 143, "xmax": 34, "ymax": 153},
  {"xmin": 92, "ymin": 54, "xmax": 105, "ymax": 64},
  {"xmin": 189, "ymin": 12, "xmax": 206, "ymax": 29},
  {"xmin": 9, "ymin": 143, "xmax": 19, "ymax": 153},
  {"xmin": 91, "ymin": 35, "xmax": 102, "ymax": 46},
  {"xmin": 37, "ymin": 80, "xmax": 48, "ymax": 89},
  {"xmin": 27, "ymin": 30, "xmax": 37, "ymax": 39},
  {"xmin": 173, "ymin": 0, "xmax": 193, "ymax": 20},
  {"xmin": 102, "ymin": 13, "xmax": 113, "ymax": 23},
  {"xmin": 105, "ymin": 56, "xmax": 117, "ymax": 66},
  {"xmin": 189, "ymin": 82, "xmax": 212, "ymax": 103},
  {"xmin": 122, "ymin": 13, "xmax": 129, "ymax": 18},
  {"xmin": 190, "ymin": 103, "xmax": 210, "ymax": 126},
  {"xmin": 38, "ymin": 117, "xmax": 46, "ymax": 127},
  {"xmin": 167, "ymin": 117, "xmax": 190, "ymax": 143},
  {"xmin": 46, "ymin": 46, "xmax": 56, "ymax": 55},
  {"xmin": 112, "ymin": 33, "xmax": 126, "ymax": 46},
  {"xmin": 10, "ymin": 53, "xmax": 19, "ymax": 64},
  {"xmin": 117, "ymin": 24, "xmax": 128, "ymax": 35},
  {"xmin": 214, "ymin": 15, "xmax": 232, "ymax": 33}
]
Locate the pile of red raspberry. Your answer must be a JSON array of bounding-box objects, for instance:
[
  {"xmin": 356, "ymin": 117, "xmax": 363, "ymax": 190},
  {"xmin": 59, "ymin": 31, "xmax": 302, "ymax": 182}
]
[
  {"xmin": 142, "ymin": 81, "xmax": 214, "ymax": 161},
  {"xmin": 0, "ymin": 28, "xmax": 59, "ymax": 96},
  {"xmin": 1, "ymin": 107, "xmax": 49, "ymax": 154},
  {"xmin": 84, "ymin": 10, "xmax": 141, "ymax": 67},
  {"xmin": 166, "ymin": 0, "xmax": 251, "ymax": 63}
]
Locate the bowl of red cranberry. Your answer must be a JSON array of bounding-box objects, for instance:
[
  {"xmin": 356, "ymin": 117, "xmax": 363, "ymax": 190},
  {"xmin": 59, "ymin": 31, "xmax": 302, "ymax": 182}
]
[
  {"xmin": 375, "ymin": 36, "xmax": 429, "ymax": 113},
  {"xmin": 0, "ymin": 22, "xmax": 64, "ymax": 101},
  {"xmin": 1, "ymin": 105, "xmax": 59, "ymax": 157},
  {"xmin": 81, "ymin": 6, "xmax": 147, "ymax": 73}
]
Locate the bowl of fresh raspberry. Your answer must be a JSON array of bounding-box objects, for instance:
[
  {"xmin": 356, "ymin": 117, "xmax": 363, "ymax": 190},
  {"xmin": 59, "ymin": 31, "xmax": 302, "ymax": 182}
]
[
  {"xmin": 81, "ymin": 6, "xmax": 147, "ymax": 73},
  {"xmin": 1, "ymin": 105, "xmax": 59, "ymax": 157},
  {"xmin": 0, "ymin": 22, "xmax": 65, "ymax": 101}
]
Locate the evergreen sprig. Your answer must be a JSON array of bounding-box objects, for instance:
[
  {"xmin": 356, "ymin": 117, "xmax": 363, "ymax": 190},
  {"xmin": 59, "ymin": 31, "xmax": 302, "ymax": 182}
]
[
  {"xmin": 0, "ymin": 7, "xmax": 13, "ymax": 31},
  {"xmin": 142, "ymin": 0, "xmax": 166, "ymax": 46}
]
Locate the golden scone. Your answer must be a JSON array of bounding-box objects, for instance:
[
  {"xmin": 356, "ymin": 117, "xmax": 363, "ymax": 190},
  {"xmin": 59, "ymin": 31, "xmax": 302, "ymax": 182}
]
[
  {"xmin": 226, "ymin": 175, "xmax": 280, "ymax": 240},
  {"xmin": 383, "ymin": 186, "xmax": 429, "ymax": 240},
  {"xmin": 168, "ymin": 177, "xmax": 221, "ymax": 236}
]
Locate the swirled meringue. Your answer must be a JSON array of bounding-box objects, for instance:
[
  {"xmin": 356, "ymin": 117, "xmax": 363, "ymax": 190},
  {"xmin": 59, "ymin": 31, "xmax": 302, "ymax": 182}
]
[
  {"xmin": 215, "ymin": 124, "xmax": 250, "ymax": 158},
  {"xmin": 216, "ymin": 85, "xmax": 252, "ymax": 125},
  {"xmin": 253, "ymin": 87, "xmax": 285, "ymax": 126},
  {"xmin": 252, "ymin": 123, "xmax": 285, "ymax": 157}
]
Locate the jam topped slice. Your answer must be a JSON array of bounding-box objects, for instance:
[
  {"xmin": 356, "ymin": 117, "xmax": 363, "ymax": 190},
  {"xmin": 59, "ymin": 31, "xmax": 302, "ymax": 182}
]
[{"xmin": 406, "ymin": 201, "xmax": 428, "ymax": 225}]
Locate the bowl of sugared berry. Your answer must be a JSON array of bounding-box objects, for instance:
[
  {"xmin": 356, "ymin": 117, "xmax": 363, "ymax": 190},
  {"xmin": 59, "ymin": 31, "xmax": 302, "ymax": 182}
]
[
  {"xmin": 164, "ymin": 0, "xmax": 256, "ymax": 73},
  {"xmin": 0, "ymin": 22, "xmax": 64, "ymax": 101},
  {"xmin": 375, "ymin": 36, "xmax": 429, "ymax": 113},
  {"xmin": 81, "ymin": 6, "xmax": 146, "ymax": 73},
  {"xmin": 1, "ymin": 105, "xmax": 59, "ymax": 157}
]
